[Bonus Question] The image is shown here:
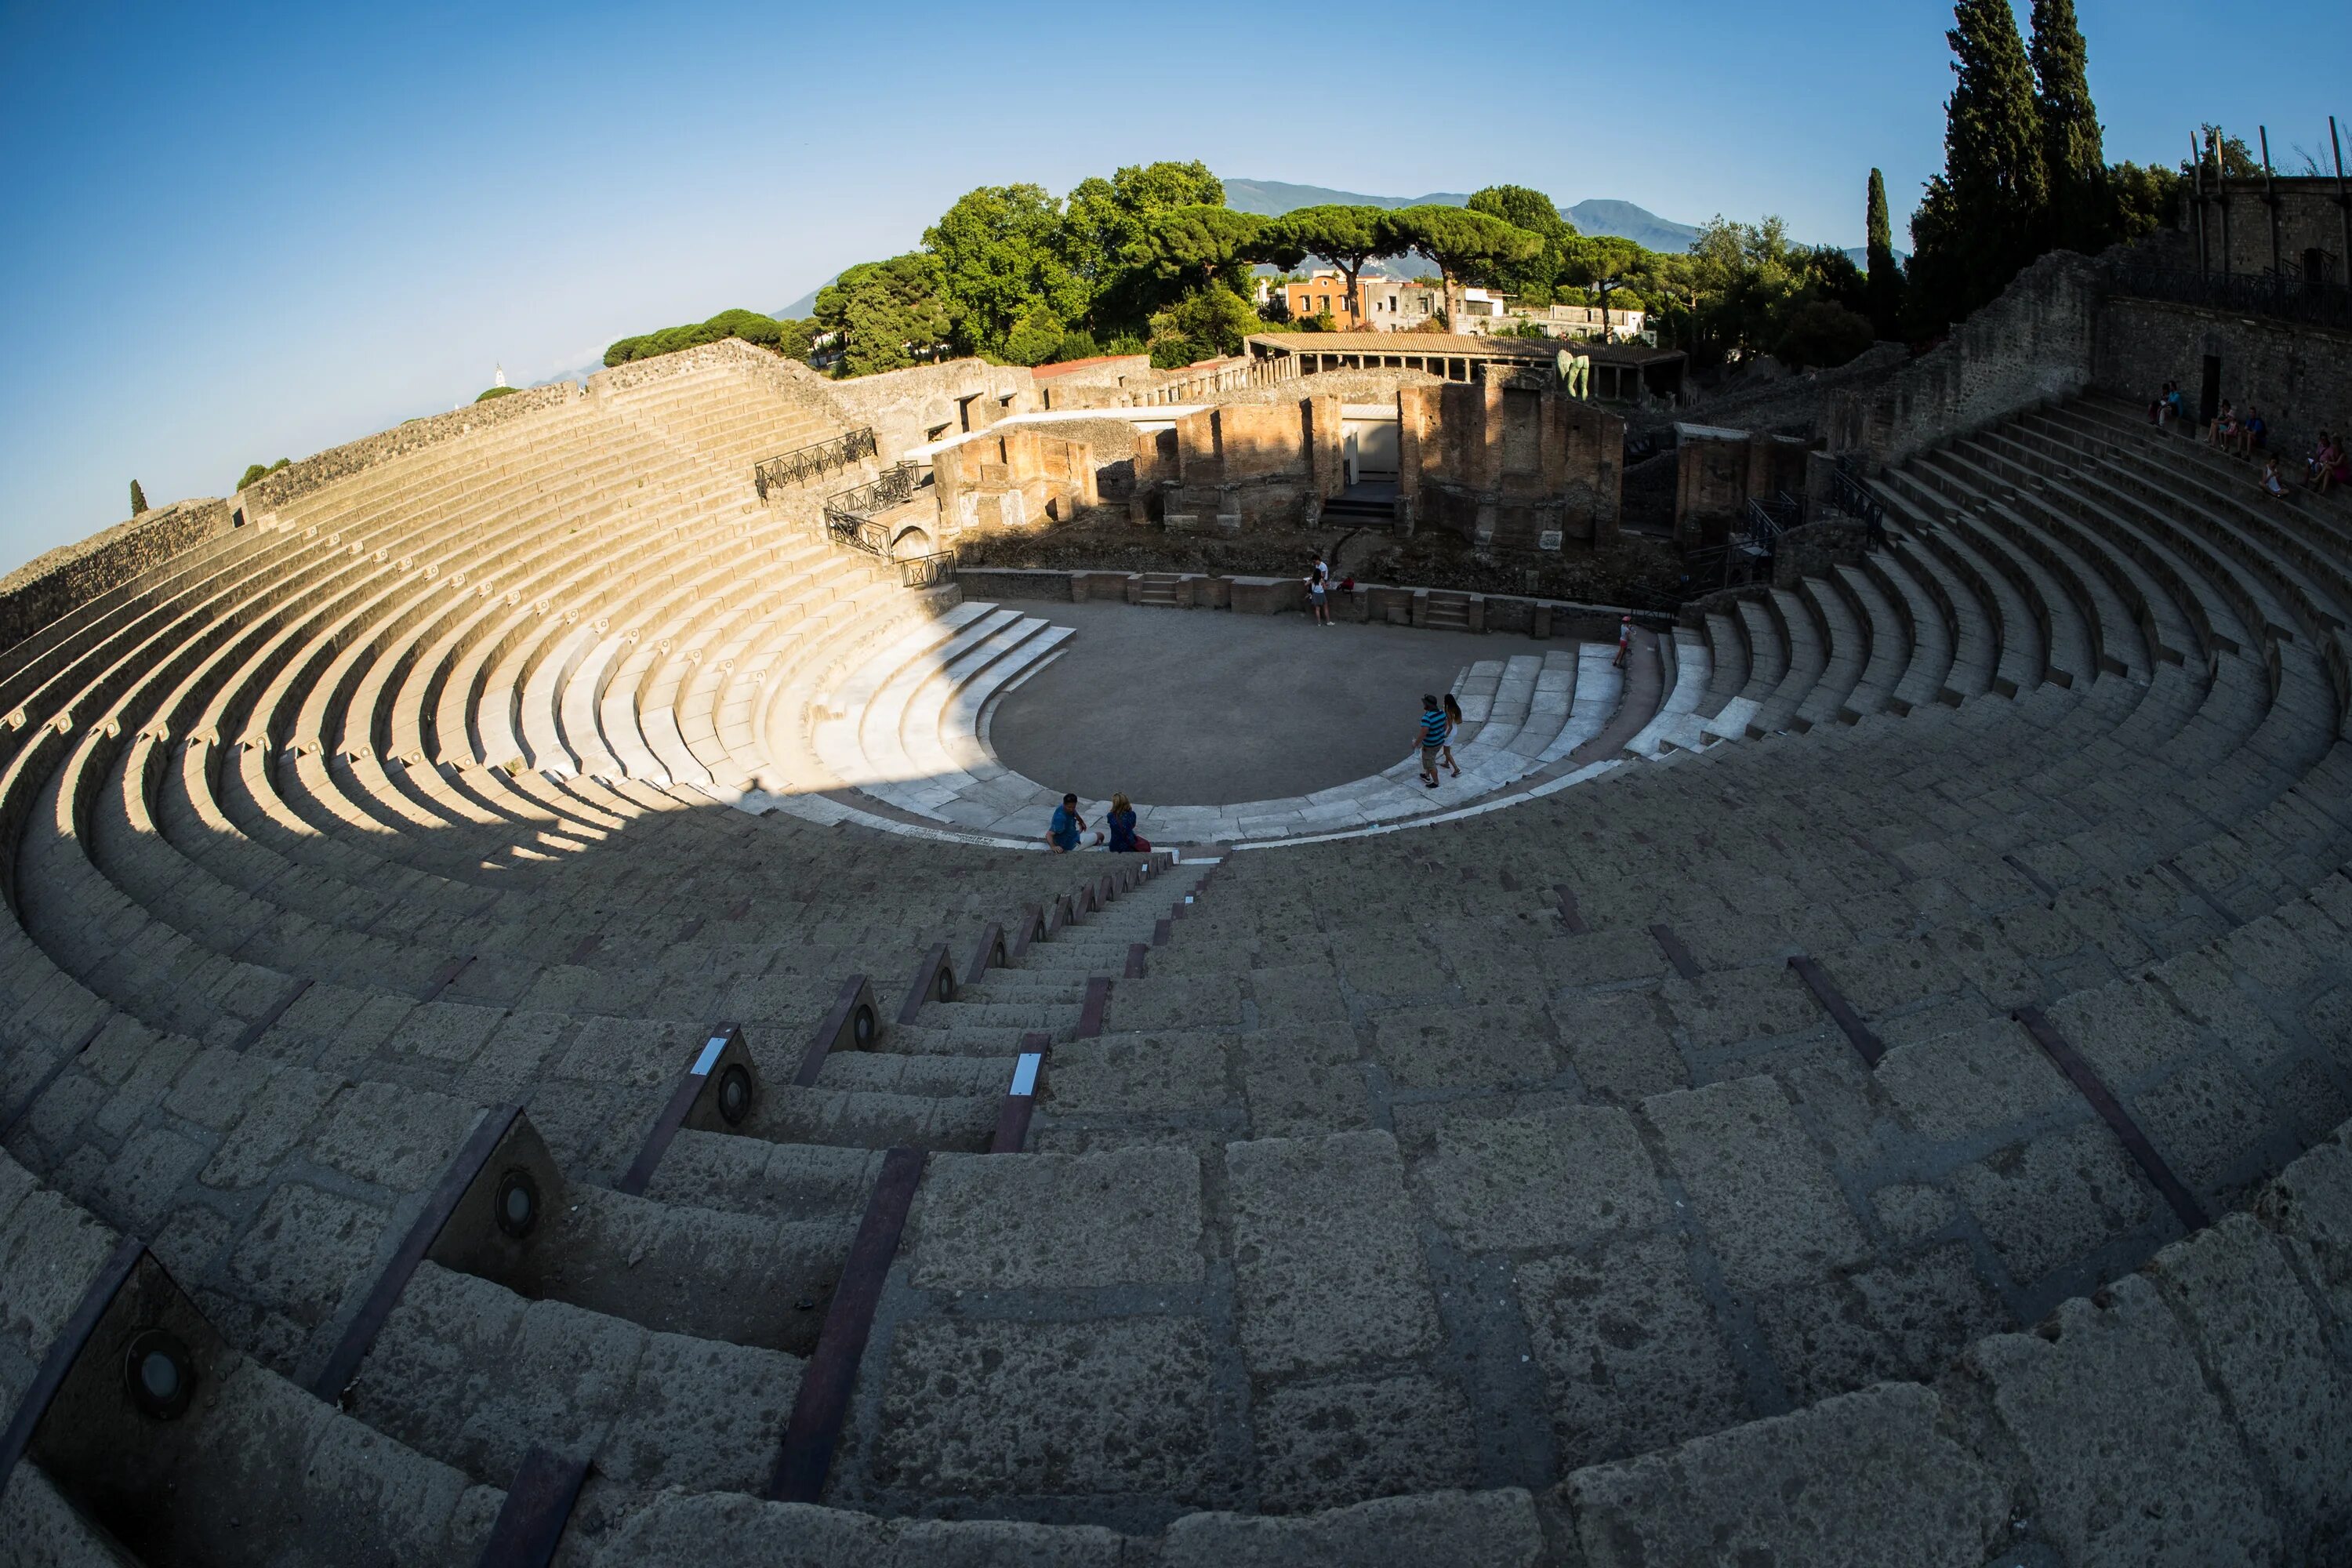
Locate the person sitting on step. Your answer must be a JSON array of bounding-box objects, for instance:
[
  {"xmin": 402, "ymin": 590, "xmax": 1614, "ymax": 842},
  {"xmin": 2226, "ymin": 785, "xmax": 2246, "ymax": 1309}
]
[
  {"xmin": 1047, "ymin": 793, "xmax": 1102, "ymax": 853},
  {"xmin": 2310, "ymin": 434, "xmax": 2348, "ymax": 495},
  {"xmin": 2236, "ymin": 406, "xmax": 2267, "ymax": 459},
  {"xmin": 1105, "ymin": 792, "xmax": 1149, "ymax": 853},
  {"xmin": 2259, "ymin": 457, "xmax": 2288, "ymax": 501},
  {"xmin": 2207, "ymin": 401, "xmax": 2238, "ymax": 449}
]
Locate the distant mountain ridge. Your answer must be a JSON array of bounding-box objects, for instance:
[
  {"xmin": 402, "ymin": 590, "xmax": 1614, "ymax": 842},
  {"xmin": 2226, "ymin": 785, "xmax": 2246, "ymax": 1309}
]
[{"xmin": 1221, "ymin": 180, "xmax": 1703, "ymax": 253}]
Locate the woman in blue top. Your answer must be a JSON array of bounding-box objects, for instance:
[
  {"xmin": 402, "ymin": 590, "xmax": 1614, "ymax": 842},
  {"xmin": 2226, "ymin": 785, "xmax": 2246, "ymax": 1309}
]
[{"xmin": 1105, "ymin": 792, "xmax": 1149, "ymax": 853}]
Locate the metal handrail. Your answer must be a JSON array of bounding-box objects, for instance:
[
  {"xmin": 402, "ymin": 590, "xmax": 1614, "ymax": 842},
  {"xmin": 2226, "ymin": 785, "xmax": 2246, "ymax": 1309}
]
[
  {"xmin": 899, "ymin": 551, "xmax": 957, "ymax": 589},
  {"xmin": 824, "ymin": 463, "xmax": 920, "ymax": 519},
  {"xmin": 825, "ymin": 512, "xmax": 891, "ymax": 556},
  {"xmin": 753, "ymin": 427, "xmax": 877, "ymax": 499},
  {"xmin": 2111, "ymin": 265, "xmax": 2352, "ymax": 332}
]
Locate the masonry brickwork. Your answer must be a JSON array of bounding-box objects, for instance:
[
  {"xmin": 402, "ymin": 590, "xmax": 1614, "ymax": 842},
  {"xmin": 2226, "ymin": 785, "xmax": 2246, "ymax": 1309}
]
[
  {"xmin": 0, "ymin": 499, "xmax": 236, "ymax": 660},
  {"xmin": 1400, "ymin": 379, "xmax": 1623, "ymax": 550},
  {"xmin": 2094, "ymin": 298, "xmax": 2352, "ymax": 470}
]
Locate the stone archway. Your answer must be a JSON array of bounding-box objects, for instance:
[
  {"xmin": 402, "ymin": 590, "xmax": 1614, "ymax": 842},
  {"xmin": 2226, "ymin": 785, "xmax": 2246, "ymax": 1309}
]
[{"xmin": 891, "ymin": 525, "xmax": 933, "ymax": 560}]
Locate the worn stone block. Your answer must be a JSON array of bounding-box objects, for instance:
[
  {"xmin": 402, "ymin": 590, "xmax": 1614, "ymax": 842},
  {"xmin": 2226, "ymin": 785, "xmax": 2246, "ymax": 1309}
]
[
  {"xmin": 1251, "ymin": 1374, "xmax": 1479, "ymax": 1514},
  {"xmin": 1160, "ymin": 1488, "xmax": 1544, "ymax": 1568},
  {"xmin": 1875, "ymin": 1017, "xmax": 2072, "ymax": 1140},
  {"xmin": 1951, "ymin": 1121, "xmax": 2154, "ymax": 1286},
  {"xmin": 310, "ymin": 1081, "xmax": 484, "ymax": 1192},
  {"xmin": 1225, "ymin": 1132, "xmax": 1439, "ymax": 1375},
  {"xmin": 1414, "ymin": 1105, "xmax": 1664, "ymax": 1254},
  {"xmin": 1641, "ymin": 1075, "xmax": 1869, "ymax": 1292},
  {"xmin": 1965, "ymin": 1274, "xmax": 2281, "ymax": 1567},
  {"xmin": 1369, "ymin": 1004, "xmax": 1556, "ymax": 1090},
  {"xmin": 1044, "ymin": 1033, "xmax": 1229, "ymax": 1116},
  {"xmin": 1564, "ymin": 1382, "xmax": 2008, "ymax": 1568},
  {"xmin": 872, "ymin": 1317, "xmax": 1222, "ymax": 1501},
  {"xmin": 2145, "ymin": 1212, "xmax": 2352, "ymax": 1540},
  {"xmin": 1756, "ymin": 1241, "xmax": 2008, "ymax": 1404},
  {"xmin": 227, "ymin": 1182, "xmax": 387, "ymax": 1327},
  {"xmin": 912, "ymin": 1147, "xmax": 1203, "ymax": 1290},
  {"xmin": 1515, "ymin": 1232, "xmax": 1746, "ymax": 1468}
]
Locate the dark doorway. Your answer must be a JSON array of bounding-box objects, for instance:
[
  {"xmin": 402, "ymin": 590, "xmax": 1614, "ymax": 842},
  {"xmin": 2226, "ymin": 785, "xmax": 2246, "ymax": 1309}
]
[{"xmin": 2199, "ymin": 355, "xmax": 2221, "ymax": 426}]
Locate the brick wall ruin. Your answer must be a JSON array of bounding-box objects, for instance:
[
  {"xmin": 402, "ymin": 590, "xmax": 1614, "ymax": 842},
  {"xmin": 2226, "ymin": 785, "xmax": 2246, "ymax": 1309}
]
[
  {"xmin": 2093, "ymin": 298, "xmax": 2352, "ymax": 471},
  {"xmin": 1826, "ymin": 249, "xmax": 2104, "ymax": 464},
  {"xmin": 1133, "ymin": 397, "xmax": 1343, "ymax": 530},
  {"xmin": 1671, "ymin": 426, "xmax": 1809, "ymax": 547},
  {"xmin": 933, "ymin": 427, "xmax": 1100, "ymax": 538},
  {"xmin": 821, "ymin": 358, "xmax": 1036, "ymax": 459},
  {"xmin": 1399, "ymin": 379, "xmax": 1622, "ymax": 550},
  {"xmin": 0, "ymin": 499, "xmax": 238, "ymax": 659}
]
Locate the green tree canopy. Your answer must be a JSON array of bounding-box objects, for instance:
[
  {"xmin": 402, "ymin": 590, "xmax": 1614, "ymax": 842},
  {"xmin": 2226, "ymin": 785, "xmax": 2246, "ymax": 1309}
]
[
  {"xmin": 924, "ymin": 183, "xmax": 1084, "ymax": 358},
  {"xmin": 1145, "ymin": 284, "xmax": 1261, "ymax": 369},
  {"xmin": 1864, "ymin": 168, "xmax": 1907, "ymax": 339},
  {"xmin": 235, "ymin": 458, "xmax": 292, "ymax": 491},
  {"xmin": 1061, "ymin": 161, "xmax": 1229, "ymax": 340},
  {"xmin": 1265, "ymin": 205, "xmax": 1401, "ymax": 330},
  {"xmin": 604, "ymin": 308, "xmax": 814, "ymax": 367},
  {"xmin": 1386, "ymin": 205, "xmax": 1542, "ymax": 326},
  {"xmin": 815, "ymin": 254, "xmax": 953, "ymax": 376},
  {"xmin": 2030, "ymin": 0, "xmax": 2105, "ymax": 251},
  {"xmin": 1134, "ymin": 205, "xmax": 1272, "ymax": 292},
  {"xmin": 1467, "ymin": 184, "xmax": 1575, "ymax": 303},
  {"xmin": 475, "ymin": 385, "xmax": 517, "ymax": 401},
  {"xmin": 129, "ymin": 479, "xmax": 147, "ymax": 515},
  {"xmin": 1909, "ymin": 0, "xmax": 2049, "ymax": 334}
]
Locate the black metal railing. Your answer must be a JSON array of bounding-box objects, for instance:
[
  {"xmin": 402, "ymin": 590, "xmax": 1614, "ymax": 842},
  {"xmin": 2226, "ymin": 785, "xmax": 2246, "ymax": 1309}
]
[
  {"xmin": 1744, "ymin": 490, "xmax": 1801, "ymax": 551},
  {"xmin": 821, "ymin": 463, "xmax": 925, "ymax": 557},
  {"xmin": 1825, "ymin": 459, "xmax": 1889, "ymax": 538},
  {"xmin": 826, "ymin": 513, "xmax": 891, "ymax": 556},
  {"xmin": 2111, "ymin": 265, "xmax": 2352, "ymax": 333},
  {"xmin": 753, "ymin": 427, "xmax": 877, "ymax": 500},
  {"xmin": 824, "ymin": 463, "xmax": 920, "ymax": 521},
  {"xmin": 899, "ymin": 551, "xmax": 956, "ymax": 589}
]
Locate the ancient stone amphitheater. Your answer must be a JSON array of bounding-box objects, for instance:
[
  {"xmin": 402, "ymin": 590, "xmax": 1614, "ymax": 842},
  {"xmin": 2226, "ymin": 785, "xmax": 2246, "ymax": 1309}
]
[{"xmin": 2, "ymin": 320, "xmax": 2350, "ymax": 1568}]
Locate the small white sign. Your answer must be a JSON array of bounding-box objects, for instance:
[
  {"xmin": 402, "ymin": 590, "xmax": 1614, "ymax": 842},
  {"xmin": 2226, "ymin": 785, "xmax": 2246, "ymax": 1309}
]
[
  {"xmin": 1009, "ymin": 1052, "xmax": 1042, "ymax": 1097},
  {"xmin": 1538, "ymin": 530, "xmax": 1563, "ymax": 551},
  {"xmin": 691, "ymin": 1037, "xmax": 728, "ymax": 1076}
]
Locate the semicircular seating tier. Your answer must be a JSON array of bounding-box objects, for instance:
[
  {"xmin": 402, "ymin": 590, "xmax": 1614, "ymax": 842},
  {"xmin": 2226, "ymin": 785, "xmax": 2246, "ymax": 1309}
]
[{"xmin": 0, "ymin": 333, "xmax": 2349, "ymax": 1568}]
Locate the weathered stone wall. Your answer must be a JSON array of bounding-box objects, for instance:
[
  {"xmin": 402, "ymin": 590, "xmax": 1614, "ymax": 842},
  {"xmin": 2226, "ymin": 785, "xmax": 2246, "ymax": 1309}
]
[
  {"xmin": 822, "ymin": 358, "xmax": 1036, "ymax": 460},
  {"xmin": 1771, "ymin": 517, "xmax": 1872, "ymax": 590},
  {"xmin": 2092, "ymin": 297, "xmax": 2352, "ymax": 470},
  {"xmin": 1673, "ymin": 431, "xmax": 1809, "ymax": 547},
  {"xmin": 0, "ymin": 499, "xmax": 237, "ymax": 659},
  {"xmin": 2184, "ymin": 176, "xmax": 2352, "ymax": 279},
  {"xmin": 1400, "ymin": 381, "xmax": 1622, "ymax": 550},
  {"xmin": 1143, "ymin": 397, "xmax": 1341, "ymax": 530},
  {"xmin": 934, "ymin": 427, "xmax": 1099, "ymax": 538},
  {"xmin": 239, "ymin": 382, "xmax": 579, "ymax": 518},
  {"xmin": 1679, "ymin": 341, "xmax": 1907, "ymax": 439},
  {"xmin": 1033, "ymin": 356, "xmax": 1159, "ymax": 409},
  {"xmin": 1827, "ymin": 249, "xmax": 2104, "ymax": 463},
  {"xmin": 586, "ymin": 335, "xmax": 847, "ymax": 428}
]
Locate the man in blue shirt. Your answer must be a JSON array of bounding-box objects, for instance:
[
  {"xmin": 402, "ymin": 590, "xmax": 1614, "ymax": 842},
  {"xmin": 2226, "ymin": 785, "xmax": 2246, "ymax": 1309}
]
[
  {"xmin": 1048, "ymin": 793, "xmax": 1102, "ymax": 852},
  {"xmin": 1417, "ymin": 695, "xmax": 1447, "ymax": 789}
]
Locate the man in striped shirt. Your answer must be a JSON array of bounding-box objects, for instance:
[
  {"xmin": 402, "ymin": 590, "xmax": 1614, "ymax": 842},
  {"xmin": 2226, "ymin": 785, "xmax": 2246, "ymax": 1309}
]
[{"xmin": 1417, "ymin": 695, "xmax": 1448, "ymax": 788}]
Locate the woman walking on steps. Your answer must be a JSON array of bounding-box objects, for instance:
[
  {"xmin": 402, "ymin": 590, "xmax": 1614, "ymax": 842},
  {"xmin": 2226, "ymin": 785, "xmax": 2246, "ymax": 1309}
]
[{"xmin": 1439, "ymin": 693, "xmax": 1464, "ymax": 778}]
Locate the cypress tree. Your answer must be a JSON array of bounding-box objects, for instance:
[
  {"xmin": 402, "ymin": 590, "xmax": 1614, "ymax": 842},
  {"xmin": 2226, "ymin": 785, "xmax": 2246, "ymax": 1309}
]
[
  {"xmin": 1907, "ymin": 0, "xmax": 2047, "ymax": 333},
  {"xmin": 129, "ymin": 480, "xmax": 147, "ymax": 516},
  {"xmin": 1865, "ymin": 169, "xmax": 1907, "ymax": 339},
  {"xmin": 2030, "ymin": 0, "xmax": 2105, "ymax": 252}
]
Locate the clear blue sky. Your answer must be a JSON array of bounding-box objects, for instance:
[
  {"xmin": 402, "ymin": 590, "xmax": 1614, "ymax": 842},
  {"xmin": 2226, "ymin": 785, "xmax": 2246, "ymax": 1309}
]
[{"xmin": 0, "ymin": 0, "xmax": 2340, "ymax": 570}]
